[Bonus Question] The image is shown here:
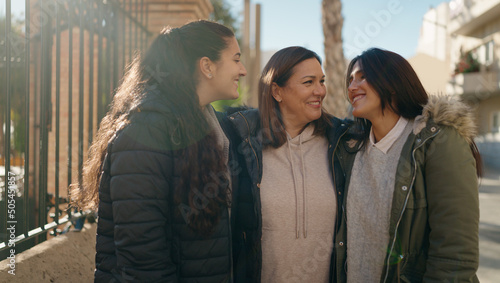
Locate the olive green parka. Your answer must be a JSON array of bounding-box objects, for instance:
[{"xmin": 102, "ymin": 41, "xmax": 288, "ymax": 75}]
[{"xmin": 333, "ymin": 95, "xmax": 480, "ymax": 283}]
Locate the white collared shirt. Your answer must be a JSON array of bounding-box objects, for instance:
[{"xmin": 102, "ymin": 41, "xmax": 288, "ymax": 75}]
[{"xmin": 368, "ymin": 117, "xmax": 409, "ymax": 154}]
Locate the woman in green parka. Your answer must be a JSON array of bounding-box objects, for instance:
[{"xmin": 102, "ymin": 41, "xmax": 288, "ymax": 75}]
[{"xmin": 332, "ymin": 48, "xmax": 481, "ymax": 283}]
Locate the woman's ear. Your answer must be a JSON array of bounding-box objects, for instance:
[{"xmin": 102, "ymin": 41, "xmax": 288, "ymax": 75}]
[
  {"xmin": 271, "ymin": 82, "xmax": 283, "ymax": 103},
  {"xmin": 199, "ymin": 56, "xmax": 215, "ymax": 80}
]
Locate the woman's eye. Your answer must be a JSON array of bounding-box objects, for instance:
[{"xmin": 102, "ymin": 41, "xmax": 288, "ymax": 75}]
[{"xmin": 304, "ymin": 80, "xmax": 313, "ymax": 84}]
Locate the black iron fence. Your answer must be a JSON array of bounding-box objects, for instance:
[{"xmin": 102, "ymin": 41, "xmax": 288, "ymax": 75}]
[{"xmin": 0, "ymin": 0, "xmax": 151, "ymax": 259}]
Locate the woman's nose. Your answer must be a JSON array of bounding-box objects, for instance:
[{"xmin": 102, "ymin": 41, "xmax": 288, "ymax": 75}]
[
  {"xmin": 240, "ymin": 64, "xmax": 247, "ymax": 77},
  {"xmin": 348, "ymin": 80, "xmax": 358, "ymax": 92},
  {"xmin": 314, "ymin": 83, "xmax": 326, "ymax": 96}
]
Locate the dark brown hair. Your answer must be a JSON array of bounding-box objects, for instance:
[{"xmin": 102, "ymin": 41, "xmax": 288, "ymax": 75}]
[
  {"xmin": 71, "ymin": 20, "xmax": 235, "ymax": 234},
  {"xmin": 346, "ymin": 48, "xmax": 428, "ymax": 119},
  {"xmin": 346, "ymin": 48, "xmax": 482, "ymax": 176},
  {"xmin": 259, "ymin": 46, "xmax": 331, "ymax": 148}
]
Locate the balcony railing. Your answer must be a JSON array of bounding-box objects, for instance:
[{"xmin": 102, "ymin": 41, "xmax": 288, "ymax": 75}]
[{"xmin": 447, "ymin": 71, "xmax": 500, "ymax": 101}]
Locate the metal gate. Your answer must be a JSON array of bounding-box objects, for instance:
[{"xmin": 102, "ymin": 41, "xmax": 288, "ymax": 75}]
[{"xmin": 0, "ymin": 0, "xmax": 151, "ymax": 258}]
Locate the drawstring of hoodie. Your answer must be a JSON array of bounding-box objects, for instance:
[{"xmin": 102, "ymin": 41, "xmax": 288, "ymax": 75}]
[
  {"xmin": 300, "ymin": 139, "xmax": 307, "ymax": 238},
  {"xmin": 286, "ymin": 138, "xmax": 300, "ymax": 239},
  {"xmin": 286, "ymin": 133, "xmax": 308, "ymax": 239}
]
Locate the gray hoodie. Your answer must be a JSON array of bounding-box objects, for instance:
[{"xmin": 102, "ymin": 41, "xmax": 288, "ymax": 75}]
[{"xmin": 260, "ymin": 124, "xmax": 336, "ymax": 283}]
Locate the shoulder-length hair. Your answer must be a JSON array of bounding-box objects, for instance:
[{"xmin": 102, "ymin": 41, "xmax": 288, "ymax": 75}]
[
  {"xmin": 345, "ymin": 48, "xmax": 428, "ymax": 119},
  {"xmin": 72, "ymin": 20, "xmax": 235, "ymax": 235},
  {"xmin": 345, "ymin": 47, "xmax": 482, "ymax": 176},
  {"xmin": 259, "ymin": 46, "xmax": 331, "ymax": 148},
  {"xmin": 345, "ymin": 48, "xmax": 429, "ymax": 142}
]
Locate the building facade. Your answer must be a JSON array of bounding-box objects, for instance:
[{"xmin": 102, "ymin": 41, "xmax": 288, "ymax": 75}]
[
  {"xmin": 447, "ymin": 0, "xmax": 500, "ymax": 168},
  {"xmin": 413, "ymin": 0, "xmax": 500, "ymax": 168}
]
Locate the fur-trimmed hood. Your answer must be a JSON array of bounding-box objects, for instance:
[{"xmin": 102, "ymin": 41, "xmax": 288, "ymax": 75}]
[{"xmin": 414, "ymin": 95, "xmax": 477, "ymax": 144}]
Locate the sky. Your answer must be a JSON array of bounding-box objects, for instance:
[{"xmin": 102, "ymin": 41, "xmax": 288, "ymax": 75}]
[
  {"xmin": 225, "ymin": 0, "xmax": 448, "ymax": 60},
  {"xmin": 5, "ymin": 0, "xmax": 447, "ymax": 60}
]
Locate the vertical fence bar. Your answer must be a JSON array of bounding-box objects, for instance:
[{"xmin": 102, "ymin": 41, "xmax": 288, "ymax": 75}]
[
  {"xmin": 67, "ymin": 0, "xmax": 73, "ymax": 189},
  {"xmin": 3, "ymin": 0, "xmax": 13, "ymax": 243},
  {"xmin": 108, "ymin": 4, "xmax": 115, "ymax": 101},
  {"xmin": 145, "ymin": 4, "xmax": 148, "ymax": 50},
  {"xmin": 121, "ymin": 0, "xmax": 125, "ymax": 73},
  {"xmin": 88, "ymin": 0, "xmax": 94, "ymax": 146},
  {"xmin": 66, "ymin": 0, "xmax": 74, "ymax": 222},
  {"xmin": 39, "ymin": 0, "xmax": 52, "ymax": 238},
  {"xmin": 38, "ymin": 0, "xmax": 44, "ymax": 235},
  {"xmin": 54, "ymin": 0, "xmax": 61, "ymax": 226},
  {"xmin": 134, "ymin": 0, "xmax": 137, "ymax": 53},
  {"xmin": 32, "ymin": 16, "xmax": 38, "ymax": 240},
  {"xmin": 24, "ymin": 0, "xmax": 31, "ymax": 237},
  {"xmin": 78, "ymin": 0, "xmax": 84, "ymax": 185},
  {"xmin": 117, "ymin": 1, "xmax": 122, "ymax": 93},
  {"xmin": 128, "ymin": 0, "xmax": 131, "ymax": 61},
  {"xmin": 139, "ymin": 0, "xmax": 143, "ymax": 52},
  {"xmin": 38, "ymin": 0, "xmax": 43, "ymax": 238},
  {"xmin": 97, "ymin": 0, "xmax": 104, "ymax": 122}
]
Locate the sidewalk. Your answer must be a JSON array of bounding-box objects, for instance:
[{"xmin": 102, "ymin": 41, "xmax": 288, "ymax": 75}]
[{"xmin": 477, "ymin": 164, "xmax": 500, "ymax": 282}]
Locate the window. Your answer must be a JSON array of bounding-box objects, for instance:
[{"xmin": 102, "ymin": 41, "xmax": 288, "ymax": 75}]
[
  {"xmin": 475, "ymin": 40, "xmax": 494, "ymax": 66},
  {"xmin": 493, "ymin": 111, "xmax": 500, "ymax": 133},
  {"xmin": 485, "ymin": 40, "xmax": 494, "ymax": 65}
]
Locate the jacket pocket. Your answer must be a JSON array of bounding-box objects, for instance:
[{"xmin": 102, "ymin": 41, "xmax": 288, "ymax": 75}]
[
  {"xmin": 400, "ymin": 272, "xmax": 424, "ymax": 283},
  {"xmin": 399, "ymin": 254, "xmax": 425, "ymax": 283}
]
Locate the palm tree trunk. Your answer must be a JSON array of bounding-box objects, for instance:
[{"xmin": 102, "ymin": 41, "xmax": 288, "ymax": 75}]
[{"xmin": 322, "ymin": 0, "xmax": 349, "ymax": 118}]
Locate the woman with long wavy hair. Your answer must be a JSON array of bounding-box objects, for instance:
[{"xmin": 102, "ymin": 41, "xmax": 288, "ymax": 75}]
[{"xmin": 71, "ymin": 20, "xmax": 246, "ymax": 282}]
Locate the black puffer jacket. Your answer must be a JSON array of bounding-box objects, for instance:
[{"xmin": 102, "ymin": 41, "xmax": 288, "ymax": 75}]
[
  {"xmin": 222, "ymin": 109, "xmax": 352, "ymax": 283},
  {"xmin": 95, "ymin": 91, "xmax": 233, "ymax": 282}
]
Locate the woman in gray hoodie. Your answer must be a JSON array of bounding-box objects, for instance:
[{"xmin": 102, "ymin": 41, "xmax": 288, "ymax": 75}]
[{"xmin": 226, "ymin": 46, "xmax": 351, "ymax": 283}]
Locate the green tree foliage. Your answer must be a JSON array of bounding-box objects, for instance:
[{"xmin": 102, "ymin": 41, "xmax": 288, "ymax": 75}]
[
  {"xmin": 209, "ymin": 0, "xmax": 247, "ymax": 111},
  {"xmin": 210, "ymin": 0, "xmax": 239, "ymax": 37}
]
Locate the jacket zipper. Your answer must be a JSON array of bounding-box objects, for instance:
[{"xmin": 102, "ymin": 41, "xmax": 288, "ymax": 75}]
[
  {"xmin": 382, "ymin": 129, "xmax": 440, "ymax": 283},
  {"xmin": 397, "ymin": 260, "xmax": 401, "ymax": 283},
  {"xmin": 332, "ymin": 127, "xmax": 349, "ymax": 227},
  {"xmin": 228, "ymin": 206, "xmax": 234, "ymax": 283},
  {"xmin": 238, "ymin": 112, "xmax": 260, "ymax": 172},
  {"xmin": 331, "ymin": 126, "xmax": 349, "ymax": 283},
  {"xmin": 236, "ymin": 112, "xmax": 259, "ymax": 271}
]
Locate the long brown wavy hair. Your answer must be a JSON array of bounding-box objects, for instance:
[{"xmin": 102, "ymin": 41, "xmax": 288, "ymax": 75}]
[{"xmin": 71, "ymin": 20, "xmax": 235, "ymax": 235}]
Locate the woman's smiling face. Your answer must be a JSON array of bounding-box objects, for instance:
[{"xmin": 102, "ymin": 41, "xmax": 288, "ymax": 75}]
[
  {"xmin": 347, "ymin": 60, "xmax": 385, "ymax": 121},
  {"xmin": 273, "ymin": 58, "xmax": 326, "ymax": 130}
]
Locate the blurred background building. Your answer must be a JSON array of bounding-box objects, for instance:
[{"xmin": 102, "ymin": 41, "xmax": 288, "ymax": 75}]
[{"xmin": 410, "ymin": 0, "xmax": 500, "ymax": 168}]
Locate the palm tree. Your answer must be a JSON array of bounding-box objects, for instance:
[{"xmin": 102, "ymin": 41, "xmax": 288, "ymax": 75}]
[{"xmin": 322, "ymin": 0, "xmax": 349, "ymax": 118}]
